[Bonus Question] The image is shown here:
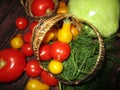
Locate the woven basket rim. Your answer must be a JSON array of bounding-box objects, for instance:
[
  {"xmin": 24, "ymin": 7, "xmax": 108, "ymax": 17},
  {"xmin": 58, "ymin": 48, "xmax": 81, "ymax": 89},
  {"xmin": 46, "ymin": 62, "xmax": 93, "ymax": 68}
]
[
  {"xmin": 20, "ymin": 0, "xmax": 59, "ymax": 21},
  {"xmin": 32, "ymin": 14, "xmax": 105, "ymax": 85}
]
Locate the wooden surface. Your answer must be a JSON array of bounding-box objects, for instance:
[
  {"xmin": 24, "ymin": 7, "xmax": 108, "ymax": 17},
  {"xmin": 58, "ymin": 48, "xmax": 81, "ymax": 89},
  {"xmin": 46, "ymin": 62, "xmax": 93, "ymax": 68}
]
[
  {"xmin": 0, "ymin": 0, "xmax": 29, "ymax": 90},
  {"xmin": 0, "ymin": 0, "xmax": 120, "ymax": 90}
]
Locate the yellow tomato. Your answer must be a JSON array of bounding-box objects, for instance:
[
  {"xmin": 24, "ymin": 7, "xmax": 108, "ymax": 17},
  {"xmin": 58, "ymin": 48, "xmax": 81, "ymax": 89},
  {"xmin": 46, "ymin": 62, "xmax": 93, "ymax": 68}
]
[
  {"xmin": 26, "ymin": 79, "xmax": 49, "ymax": 90},
  {"xmin": 10, "ymin": 35, "xmax": 24, "ymax": 49},
  {"xmin": 48, "ymin": 60, "xmax": 63, "ymax": 74},
  {"xmin": 57, "ymin": 19, "xmax": 73, "ymax": 43}
]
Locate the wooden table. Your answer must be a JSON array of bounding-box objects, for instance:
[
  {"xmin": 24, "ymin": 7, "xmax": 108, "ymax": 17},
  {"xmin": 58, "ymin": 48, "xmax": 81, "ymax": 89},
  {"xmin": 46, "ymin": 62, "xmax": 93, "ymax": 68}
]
[{"xmin": 0, "ymin": 0, "xmax": 30, "ymax": 90}]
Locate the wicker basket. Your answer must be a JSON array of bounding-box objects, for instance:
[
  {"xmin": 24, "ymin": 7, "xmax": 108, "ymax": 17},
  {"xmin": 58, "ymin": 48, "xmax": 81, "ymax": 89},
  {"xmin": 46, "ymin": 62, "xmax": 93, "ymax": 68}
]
[
  {"xmin": 31, "ymin": 14, "xmax": 105, "ymax": 85},
  {"xmin": 20, "ymin": 0, "xmax": 59, "ymax": 21}
]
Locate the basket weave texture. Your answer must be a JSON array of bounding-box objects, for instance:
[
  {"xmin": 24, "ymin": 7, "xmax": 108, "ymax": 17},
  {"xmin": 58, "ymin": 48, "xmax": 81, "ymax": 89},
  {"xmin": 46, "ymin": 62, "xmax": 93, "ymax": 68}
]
[{"xmin": 31, "ymin": 14, "xmax": 105, "ymax": 85}]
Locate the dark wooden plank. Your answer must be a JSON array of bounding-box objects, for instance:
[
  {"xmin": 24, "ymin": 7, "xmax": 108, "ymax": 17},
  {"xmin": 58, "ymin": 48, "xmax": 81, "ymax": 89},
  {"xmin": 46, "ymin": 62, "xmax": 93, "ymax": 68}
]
[
  {"xmin": 0, "ymin": 1, "xmax": 29, "ymax": 89},
  {"xmin": 0, "ymin": 0, "xmax": 27, "ymax": 49},
  {"xmin": 0, "ymin": 0, "xmax": 19, "ymax": 23},
  {"xmin": 0, "ymin": 73, "xmax": 29, "ymax": 90}
]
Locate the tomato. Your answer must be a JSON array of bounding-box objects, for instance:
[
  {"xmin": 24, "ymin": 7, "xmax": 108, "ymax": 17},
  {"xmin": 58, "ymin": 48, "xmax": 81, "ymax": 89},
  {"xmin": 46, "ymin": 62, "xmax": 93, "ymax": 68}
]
[
  {"xmin": 10, "ymin": 34, "xmax": 24, "ymax": 49},
  {"xmin": 57, "ymin": 19, "xmax": 73, "ymax": 43},
  {"xmin": 48, "ymin": 60, "xmax": 63, "ymax": 74},
  {"xmin": 39, "ymin": 44, "xmax": 52, "ymax": 61},
  {"xmin": 0, "ymin": 48, "xmax": 26, "ymax": 83},
  {"xmin": 57, "ymin": 1, "xmax": 68, "ymax": 14},
  {"xmin": 51, "ymin": 41, "xmax": 71, "ymax": 62},
  {"xmin": 58, "ymin": 1, "xmax": 66, "ymax": 8},
  {"xmin": 31, "ymin": 0, "xmax": 55, "ymax": 16},
  {"xmin": 42, "ymin": 30, "xmax": 55, "ymax": 44},
  {"xmin": 42, "ymin": 27, "xmax": 58, "ymax": 44},
  {"xmin": 15, "ymin": 17, "xmax": 28, "ymax": 30},
  {"xmin": 26, "ymin": 79, "xmax": 49, "ymax": 90},
  {"xmin": 57, "ymin": 6, "xmax": 68, "ymax": 14},
  {"xmin": 29, "ymin": 21, "xmax": 38, "ymax": 32},
  {"xmin": 25, "ymin": 60, "xmax": 42, "ymax": 77},
  {"xmin": 70, "ymin": 25, "xmax": 79, "ymax": 39},
  {"xmin": 41, "ymin": 70, "xmax": 58, "ymax": 86},
  {"xmin": 23, "ymin": 31, "xmax": 32, "ymax": 43},
  {"xmin": 22, "ymin": 43, "xmax": 34, "ymax": 56}
]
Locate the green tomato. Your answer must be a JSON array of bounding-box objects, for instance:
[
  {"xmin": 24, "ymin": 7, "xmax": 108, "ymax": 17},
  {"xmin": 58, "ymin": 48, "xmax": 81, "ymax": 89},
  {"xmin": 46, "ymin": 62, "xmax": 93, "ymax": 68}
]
[{"xmin": 68, "ymin": 0, "xmax": 120, "ymax": 38}]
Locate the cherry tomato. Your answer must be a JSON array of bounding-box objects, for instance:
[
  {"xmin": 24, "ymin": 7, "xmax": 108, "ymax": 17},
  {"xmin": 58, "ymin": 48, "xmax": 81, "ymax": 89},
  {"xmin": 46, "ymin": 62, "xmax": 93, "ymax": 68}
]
[
  {"xmin": 51, "ymin": 41, "xmax": 71, "ymax": 62},
  {"xmin": 15, "ymin": 17, "xmax": 28, "ymax": 30},
  {"xmin": 31, "ymin": 0, "xmax": 55, "ymax": 16},
  {"xmin": 42, "ymin": 27, "xmax": 58, "ymax": 44},
  {"xmin": 0, "ymin": 48, "xmax": 26, "ymax": 83},
  {"xmin": 23, "ymin": 31, "xmax": 32, "ymax": 43},
  {"xmin": 10, "ymin": 34, "xmax": 24, "ymax": 49},
  {"xmin": 58, "ymin": 1, "xmax": 66, "ymax": 8},
  {"xmin": 25, "ymin": 60, "xmax": 42, "ymax": 77},
  {"xmin": 26, "ymin": 79, "xmax": 49, "ymax": 90},
  {"xmin": 39, "ymin": 44, "xmax": 52, "ymax": 61},
  {"xmin": 70, "ymin": 25, "xmax": 79, "ymax": 39},
  {"xmin": 41, "ymin": 70, "xmax": 58, "ymax": 86},
  {"xmin": 48, "ymin": 60, "xmax": 63, "ymax": 74},
  {"xmin": 29, "ymin": 21, "xmax": 38, "ymax": 32},
  {"xmin": 57, "ymin": 1, "xmax": 68, "ymax": 14},
  {"xmin": 22, "ymin": 43, "xmax": 34, "ymax": 56},
  {"xmin": 57, "ymin": 19, "xmax": 72, "ymax": 43}
]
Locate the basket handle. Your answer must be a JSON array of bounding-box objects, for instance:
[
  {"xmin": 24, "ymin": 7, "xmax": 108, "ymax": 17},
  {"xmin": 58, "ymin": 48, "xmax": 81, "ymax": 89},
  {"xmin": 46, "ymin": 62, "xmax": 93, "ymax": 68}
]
[
  {"xmin": 20, "ymin": 0, "xmax": 26, "ymax": 7},
  {"xmin": 20, "ymin": 0, "xmax": 32, "ymax": 15},
  {"xmin": 20, "ymin": 0, "xmax": 31, "ymax": 8}
]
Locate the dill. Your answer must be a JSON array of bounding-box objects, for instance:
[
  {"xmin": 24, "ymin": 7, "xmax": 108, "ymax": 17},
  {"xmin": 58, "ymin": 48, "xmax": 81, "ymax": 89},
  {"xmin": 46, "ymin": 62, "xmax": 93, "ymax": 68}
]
[{"xmin": 56, "ymin": 27, "xmax": 99, "ymax": 82}]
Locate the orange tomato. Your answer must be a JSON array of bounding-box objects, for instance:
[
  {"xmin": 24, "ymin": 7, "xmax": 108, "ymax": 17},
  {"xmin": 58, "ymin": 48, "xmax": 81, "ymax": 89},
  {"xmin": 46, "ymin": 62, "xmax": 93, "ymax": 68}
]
[
  {"xmin": 57, "ymin": 6, "xmax": 68, "ymax": 14},
  {"xmin": 42, "ymin": 27, "xmax": 58, "ymax": 44},
  {"xmin": 58, "ymin": 1, "xmax": 66, "ymax": 8},
  {"xmin": 10, "ymin": 34, "xmax": 24, "ymax": 49},
  {"xmin": 57, "ymin": 1, "xmax": 68, "ymax": 14},
  {"xmin": 70, "ymin": 25, "xmax": 79, "ymax": 39}
]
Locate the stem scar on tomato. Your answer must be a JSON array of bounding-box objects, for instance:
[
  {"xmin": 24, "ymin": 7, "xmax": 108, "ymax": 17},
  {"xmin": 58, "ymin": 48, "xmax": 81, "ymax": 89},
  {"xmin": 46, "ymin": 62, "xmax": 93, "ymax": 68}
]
[{"xmin": 0, "ymin": 58, "xmax": 7, "ymax": 69}]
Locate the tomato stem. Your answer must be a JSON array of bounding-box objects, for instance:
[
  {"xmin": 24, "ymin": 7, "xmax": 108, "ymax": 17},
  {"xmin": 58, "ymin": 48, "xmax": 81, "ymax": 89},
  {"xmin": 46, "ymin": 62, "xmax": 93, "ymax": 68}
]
[
  {"xmin": 0, "ymin": 58, "xmax": 7, "ymax": 69},
  {"xmin": 46, "ymin": 9, "xmax": 52, "ymax": 15}
]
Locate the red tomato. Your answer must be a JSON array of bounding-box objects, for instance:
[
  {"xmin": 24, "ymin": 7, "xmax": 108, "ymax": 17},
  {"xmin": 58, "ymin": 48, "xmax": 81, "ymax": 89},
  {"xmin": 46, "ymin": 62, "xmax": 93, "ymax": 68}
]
[
  {"xmin": 25, "ymin": 60, "xmax": 42, "ymax": 77},
  {"xmin": 15, "ymin": 17, "xmax": 28, "ymax": 30},
  {"xmin": 31, "ymin": 0, "xmax": 55, "ymax": 16},
  {"xmin": 41, "ymin": 70, "xmax": 58, "ymax": 86},
  {"xmin": 51, "ymin": 41, "xmax": 71, "ymax": 62},
  {"xmin": 22, "ymin": 43, "xmax": 34, "ymax": 56},
  {"xmin": 29, "ymin": 21, "xmax": 38, "ymax": 32},
  {"xmin": 23, "ymin": 31, "xmax": 32, "ymax": 43},
  {"xmin": 0, "ymin": 48, "xmax": 26, "ymax": 83},
  {"xmin": 39, "ymin": 44, "xmax": 52, "ymax": 61}
]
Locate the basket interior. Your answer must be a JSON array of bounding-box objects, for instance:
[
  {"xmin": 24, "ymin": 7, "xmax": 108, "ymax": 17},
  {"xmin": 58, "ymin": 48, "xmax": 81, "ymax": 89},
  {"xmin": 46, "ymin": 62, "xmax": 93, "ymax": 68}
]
[{"xmin": 32, "ymin": 14, "xmax": 105, "ymax": 85}]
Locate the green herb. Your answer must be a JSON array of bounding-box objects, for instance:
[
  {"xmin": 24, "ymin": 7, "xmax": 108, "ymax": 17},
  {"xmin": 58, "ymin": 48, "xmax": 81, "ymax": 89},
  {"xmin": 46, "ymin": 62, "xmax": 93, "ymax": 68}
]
[
  {"xmin": 41, "ymin": 24, "xmax": 100, "ymax": 83},
  {"xmin": 56, "ymin": 25, "xmax": 99, "ymax": 82},
  {"xmin": 59, "ymin": 34, "xmax": 120, "ymax": 90}
]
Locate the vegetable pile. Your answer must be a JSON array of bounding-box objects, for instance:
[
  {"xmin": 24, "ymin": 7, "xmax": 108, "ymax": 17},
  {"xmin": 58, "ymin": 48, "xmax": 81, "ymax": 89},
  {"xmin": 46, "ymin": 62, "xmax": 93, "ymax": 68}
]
[
  {"xmin": 56, "ymin": 28, "xmax": 99, "ymax": 82},
  {"xmin": 0, "ymin": 0, "xmax": 120, "ymax": 90},
  {"xmin": 40, "ymin": 20, "xmax": 100, "ymax": 83},
  {"xmin": 0, "ymin": 1, "xmax": 68, "ymax": 89}
]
